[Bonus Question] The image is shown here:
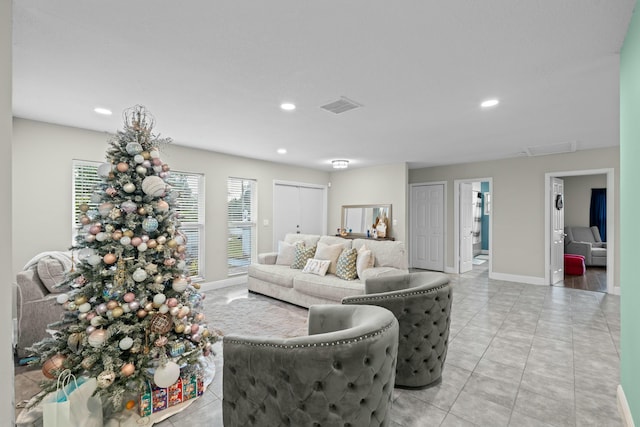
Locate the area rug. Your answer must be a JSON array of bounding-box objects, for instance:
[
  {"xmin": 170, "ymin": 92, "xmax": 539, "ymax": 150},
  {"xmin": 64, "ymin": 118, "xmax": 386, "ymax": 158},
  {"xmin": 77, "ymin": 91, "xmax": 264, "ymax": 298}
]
[{"xmin": 202, "ymin": 286, "xmax": 309, "ymax": 339}]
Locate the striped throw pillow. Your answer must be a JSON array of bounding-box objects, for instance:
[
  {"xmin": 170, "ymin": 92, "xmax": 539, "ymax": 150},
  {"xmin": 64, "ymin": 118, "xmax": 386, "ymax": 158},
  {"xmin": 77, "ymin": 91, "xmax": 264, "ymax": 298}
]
[{"xmin": 336, "ymin": 248, "xmax": 358, "ymax": 280}]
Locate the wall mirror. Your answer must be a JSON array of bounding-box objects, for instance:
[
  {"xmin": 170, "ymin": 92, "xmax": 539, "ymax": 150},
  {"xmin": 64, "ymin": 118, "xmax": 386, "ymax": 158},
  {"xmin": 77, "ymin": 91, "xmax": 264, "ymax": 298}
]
[{"xmin": 341, "ymin": 204, "xmax": 391, "ymax": 236}]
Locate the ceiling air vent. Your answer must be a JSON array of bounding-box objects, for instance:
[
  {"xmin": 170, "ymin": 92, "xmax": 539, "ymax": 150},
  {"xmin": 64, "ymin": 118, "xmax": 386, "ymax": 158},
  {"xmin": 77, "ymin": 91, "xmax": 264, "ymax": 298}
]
[
  {"xmin": 525, "ymin": 141, "xmax": 577, "ymax": 157},
  {"xmin": 320, "ymin": 97, "xmax": 363, "ymax": 114}
]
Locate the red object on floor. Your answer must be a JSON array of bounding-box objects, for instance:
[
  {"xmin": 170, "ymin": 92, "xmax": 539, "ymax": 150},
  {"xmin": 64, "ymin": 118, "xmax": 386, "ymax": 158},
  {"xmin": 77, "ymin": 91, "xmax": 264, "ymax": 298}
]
[{"xmin": 564, "ymin": 254, "xmax": 586, "ymax": 275}]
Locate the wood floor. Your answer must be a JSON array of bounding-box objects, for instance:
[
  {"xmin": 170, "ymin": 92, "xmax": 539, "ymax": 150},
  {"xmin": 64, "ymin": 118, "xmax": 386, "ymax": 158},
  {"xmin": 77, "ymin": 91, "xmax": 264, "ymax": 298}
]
[{"xmin": 555, "ymin": 266, "xmax": 608, "ymax": 293}]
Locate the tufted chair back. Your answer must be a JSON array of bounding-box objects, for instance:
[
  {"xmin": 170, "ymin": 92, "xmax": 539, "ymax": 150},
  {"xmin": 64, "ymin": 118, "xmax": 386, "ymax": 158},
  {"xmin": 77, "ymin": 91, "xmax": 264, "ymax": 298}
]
[
  {"xmin": 342, "ymin": 272, "xmax": 452, "ymax": 388},
  {"xmin": 223, "ymin": 304, "xmax": 399, "ymax": 427}
]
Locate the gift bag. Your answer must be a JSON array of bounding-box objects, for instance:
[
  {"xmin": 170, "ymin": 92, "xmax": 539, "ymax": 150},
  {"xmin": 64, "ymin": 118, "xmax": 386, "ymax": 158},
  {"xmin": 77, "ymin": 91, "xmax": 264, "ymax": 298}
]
[{"xmin": 43, "ymin": 370, "xmax": 103, "ymax": 427}]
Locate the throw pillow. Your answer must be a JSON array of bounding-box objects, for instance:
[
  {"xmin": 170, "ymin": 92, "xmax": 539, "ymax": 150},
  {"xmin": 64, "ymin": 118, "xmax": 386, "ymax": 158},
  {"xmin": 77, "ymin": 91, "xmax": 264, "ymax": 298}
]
[
  {"xmin": 291, "ymin": 245, "xmax": 317, "ymax": 269},
  {"xmin": 314, "ymin": 242, "xmax": 344, "ymax": 275},
  {"xmin": 302, "ymin": 259, "xmax": 331, "ymax": 276},
  {"xmin": 275, "ymin": 240, "xmax": 299, "ymax": 266},
  {"xmin": 356, "ymin": 245, "xmax": 375, "ymax": 278},
  {"xmin": 336, "ymin": 248, "xmax": 358, "ymax": 280},
  {"xmin": 37, "ymin": 256, "xmax": 71, "ymax": 293}
]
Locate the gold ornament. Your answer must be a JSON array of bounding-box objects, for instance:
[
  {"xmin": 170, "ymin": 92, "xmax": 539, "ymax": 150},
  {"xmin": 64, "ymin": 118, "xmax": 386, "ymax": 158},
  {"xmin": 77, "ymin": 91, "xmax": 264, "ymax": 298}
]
[
  {"xmin": 114, "ymin": 257, "xmax": 128, "ymax": 288},
  {"xmin": 149, "ymin": 313, "xmax": 173, "ymax": 334}
]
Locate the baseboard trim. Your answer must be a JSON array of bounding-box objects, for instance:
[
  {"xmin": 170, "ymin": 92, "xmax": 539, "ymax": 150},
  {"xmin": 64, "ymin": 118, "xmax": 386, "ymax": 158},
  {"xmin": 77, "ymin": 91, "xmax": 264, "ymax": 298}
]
[
  {"xmin": 618, "ymin": 384, "xmax": 635, "ymax": 427},
  {"xmin": 199, "ymin": 275, "xmax": 247, "ymax": 292},
  {"xmin": 489, "ymin": 272, "xmax": 546, "ymax": 286},
  {"xmin": 611, "ymin": 286, "xmax": 621, "ymax": 296},
  {"xmin": 444, "ymin": 267, "xmax": 456, "ymax": 274}
]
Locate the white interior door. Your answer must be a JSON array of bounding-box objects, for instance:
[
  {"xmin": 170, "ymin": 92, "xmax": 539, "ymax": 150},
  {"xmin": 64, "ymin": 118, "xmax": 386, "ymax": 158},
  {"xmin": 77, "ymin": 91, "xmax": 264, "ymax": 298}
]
[
  {"xmin": 273, "ymin": 184, "xmax": 301, "ymax": 247},
  {"xmin": 459, "ymin": 182, "xmax": 473, "ymax": 273},
  {"xmin": 410, "ymin": 184, "xmax": 444, "ymax": 271},
  {"xmin": 299, "ymin": 186, "xmax": 325, "ymax": 235},
  {"xmin": 551, "ymin": 177, "xmax": 565, "ymax": 284}
]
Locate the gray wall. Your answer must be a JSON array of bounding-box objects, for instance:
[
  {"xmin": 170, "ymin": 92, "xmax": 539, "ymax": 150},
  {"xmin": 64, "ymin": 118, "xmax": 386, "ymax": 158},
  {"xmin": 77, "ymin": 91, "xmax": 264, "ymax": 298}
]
[
  {"xmin": 2, "ymin": 0, "xmax": 14, "ymax": 423},
  {"xmin": 328, "ymin": 163, "xmax": 408, "ymax": 242},
  {"xmin": 563, "ymin": 174, "xmax": 607, "ymax": 228},
  {"xmin": 12, "ymin": 118, "xmax": 330, "ymax": 282},
  {"xmin": 409, "ymin": 147, "xmax": 620, "ymax": 286}
]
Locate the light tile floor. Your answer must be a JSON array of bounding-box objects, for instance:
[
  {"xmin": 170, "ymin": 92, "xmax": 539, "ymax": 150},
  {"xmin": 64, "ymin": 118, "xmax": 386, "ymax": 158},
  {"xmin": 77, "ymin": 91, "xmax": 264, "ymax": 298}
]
[{"xmin": 15, "ymin": 265, "xmax": 622, "ymax": 426}]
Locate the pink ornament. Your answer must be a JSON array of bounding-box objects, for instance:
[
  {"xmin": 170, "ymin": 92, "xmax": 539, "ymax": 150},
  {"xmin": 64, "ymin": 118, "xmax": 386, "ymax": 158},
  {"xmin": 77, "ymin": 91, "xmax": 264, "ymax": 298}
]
[
  {"xmin": 89, "ymin": 225, "xmax": 101, "ymax": 235},
  {"xmin": 123, "ymin": 292, "xmax": 135, "ymax": 303},
  {"xmin": 162, "ymin": 164, "xmax": 170, "ymax": 172},
  {"xmin": 128, "ymin": 301, "xmax": 140, "ymax": 311},
  {"xmin": 131, "ymin": 237, "xmax": 142, "ymax": 247},
  {"xmin": 164, "ymin": 258, "xmax": 176, "ymax": 266},
  {"xmin": 142, "ymin": 235, "xmax": 149, "ymax": 242},
  {"xmin": 142, "ymin": 160, "xmax": 151, "ymax": 168},
  {"xmin": 85, "ymin": 234, "xmax": 96, "ymax": 243},
  {"xmin": 167, "ymin": 298, "xmax": 178, "ymax": 308},
  {"xmin": 86, "ymin": 325, "xmax": 96, "ymax": 335},
  {"xmin": 96, "ymin": 303, "xmax": 108, "ymax": 315},
  {"xmin": 153, "ymin": 158, "xmax": 162, "ymax": 166},
  {"xmin": 190, "ymin": 324, "xmax": 199, "ymax": 334},
  {"xmin": 106, "ymin": 187, "xmax": 117, "ymax": 196},
  {"xmin": 86, "ymin": 312, "xmax": 96, "ymax": 321},
  {"xmin": 195, "ymin": 313, "xmax": 205, "ymax": 322},
  {"xmin": 191, "ymin": 334, "xmax": 201, "ymax": 343}
]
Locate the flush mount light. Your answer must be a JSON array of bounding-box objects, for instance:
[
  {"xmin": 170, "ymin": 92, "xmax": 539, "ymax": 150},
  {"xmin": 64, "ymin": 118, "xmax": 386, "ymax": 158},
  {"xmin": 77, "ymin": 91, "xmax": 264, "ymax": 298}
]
[
  {"xmin": 480, "ymin": 99, "xmax": 499, "ymax": 108},
  {"xmin": 280, "ymin": 103, "xmax": 296, "ymax": 111},
  {"xmin": 277, "ymin": 148, "xmax": 287, "ymax": 154},
  {"xmin": 94, "ymin": 107, "xmax": 113, "ymax": 115},
  {"xmin": 332, "ymin": 159, "xmax": 349, "ymax": 169}
]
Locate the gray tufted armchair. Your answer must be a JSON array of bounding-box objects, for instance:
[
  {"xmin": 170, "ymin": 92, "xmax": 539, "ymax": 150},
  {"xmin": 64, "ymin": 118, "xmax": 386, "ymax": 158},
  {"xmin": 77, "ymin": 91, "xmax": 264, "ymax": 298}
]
[
  {"xmin": 223, "ymin": 304, "xmax": 399, "ymax": 427},
  {"xmin": 342, "ymin": 272, "xmax": 451, "ymax": 389}
]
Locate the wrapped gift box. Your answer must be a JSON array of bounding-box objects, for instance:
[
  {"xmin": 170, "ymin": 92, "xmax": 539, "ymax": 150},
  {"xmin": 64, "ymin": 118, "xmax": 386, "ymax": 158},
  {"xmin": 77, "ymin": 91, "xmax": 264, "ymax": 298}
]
[{"xmin": 139, "ymin": 371, "xmax": 204, "ymax": 417}]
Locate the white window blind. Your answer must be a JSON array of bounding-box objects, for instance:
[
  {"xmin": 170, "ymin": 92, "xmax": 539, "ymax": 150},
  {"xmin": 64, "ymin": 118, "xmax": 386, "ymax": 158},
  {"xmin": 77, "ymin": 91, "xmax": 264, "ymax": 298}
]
[
  {"xmin": 227, "ymin": 177, "xmax": 257, "ymax": 276},
  {"xmin": 72, "ymin": 160, "xmax": 205, "ymax": 279}
]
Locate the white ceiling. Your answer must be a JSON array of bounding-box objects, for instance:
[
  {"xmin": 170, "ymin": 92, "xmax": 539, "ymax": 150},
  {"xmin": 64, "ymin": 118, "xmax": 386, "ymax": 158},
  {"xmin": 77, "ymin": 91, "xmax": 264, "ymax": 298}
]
[{"xmin": 12, "ymin": 1, "xmax": 636, "ymax": 171}]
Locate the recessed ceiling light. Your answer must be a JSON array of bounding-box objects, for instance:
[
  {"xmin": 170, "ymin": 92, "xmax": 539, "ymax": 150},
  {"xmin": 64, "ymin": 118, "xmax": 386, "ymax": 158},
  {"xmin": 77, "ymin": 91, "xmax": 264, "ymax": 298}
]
[
  {"xmin": 480, "ymin": 99, "xmax": 499, "ymax": 108},
  {"xmin": 277, "ymin": 148, "xmax": 287, "ymax": 154},
  {"xmin": 280, "ymin": 103, "xmax": 296, "ymax": 111},
  {"xmin": 94, "ymin": 107, "xmax": 113, "ymax": 115}
]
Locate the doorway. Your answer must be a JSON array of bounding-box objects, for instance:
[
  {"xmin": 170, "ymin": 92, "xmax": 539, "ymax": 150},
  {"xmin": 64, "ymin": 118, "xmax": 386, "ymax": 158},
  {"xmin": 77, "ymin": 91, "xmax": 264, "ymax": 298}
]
[
  {"xmin": 454, "ymin": 178, "xmax": 493, "ymax": 275},
  {"xmin": 409, "ymin": 182, "xmax": 445, "ymax": 271},
  {"xmin": 544, "ymin": 169, "xmax": 614, "ymax": 293},
  {"xmin": 273, "ymin": 181, "xmax": 327, "ymax": 250}
]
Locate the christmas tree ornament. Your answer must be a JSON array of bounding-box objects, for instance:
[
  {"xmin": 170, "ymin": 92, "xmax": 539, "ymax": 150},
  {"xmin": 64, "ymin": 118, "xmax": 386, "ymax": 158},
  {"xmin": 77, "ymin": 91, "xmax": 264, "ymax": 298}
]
[
  {"xmin": 167, "ymin": 239, "xmax": 178, "ymax": 249},
  {"xmin": 169, "ymin": 342, "xmax": 185, "ymax": 357},
  {"xmin": 89, "ymin": 225, "xmax": 102, "ymax": 235},
  {"xmin": 121, "ymin": 201, "xmax": 137, "ymax": 213},
  {"xmin": 123, "ymin": 183, "xmax": 136, "ymax": 193},
  {"xmin": 67, "ymin": 332, "xmax": 83, "ymax": 354},
  {"xmin": 97, "ymin": 162, "xmax": 113, "ymax": 177},
  {"xmin": 97, "ymin": 371, "xmax": 116, "ymax": 388},
  {"xmin": 85, "ymin": 234, "xmax": 96, "ymax": 243},
  {"xmin": 191, "ymin": 334, "xmax": 201, "ymax": 343},
  {"xmin": 156, "ymin": 235, "xmax": 167, "ymax": 244},
  {"xmin": 56, "ymin": 293, "xmax": 69, "ymax": 304},
  {"xmin": 109, "ymin": 208, "xmax": 122, "ymax": 220},
  {"xmin": 123, "ymin": 292, "xmax": 135, "ymax": 303},
  {"xmin": 123, "ymin": 230, "xmax": 134, "ymax": 237},
  {"xmin": 106, "ymin": 300, "xmax": 119, "ymax": 310},
  {"xmin": 90, "ymin": 316, "xmax": 104, "ymax": 327},
  {"xmin": 162, "ymin": 164, "xmax": 170, "ymax": 172},
  {"xmin": 153, "ymin": 361, "xmax": 180, "ymax": 388},
  {"xmin": 116, "ymin": 162, "xmax": 129, "ymax": 172},
  {"xmin": 121, "ymin": 363, "xmax": 135, "ymax": 377},
  {"xmin": 99, "ymin": 202, "xmax": 114, "ymax": 217},
  {"xmin": 131, "ymin": 236, "xmax": 142, "ymax": 247},
  {"xmin": 120, "ymin": 236, "xmax": 132, "ymax": 246},
  {"xmin": 125, "ymin": 400, "xmax": 136, "ymax": 410},
  {"xmin": 142, "ymin": 176, "xmax": 166, "ymax": 197},
  {"xmin": 78, "ymin": 302, "xmax": 92, "ymax": 313},
  {"xmin": 137, "ymin": 207, "xmax": 147, "ymax": 215},
  {"xmin": 95, "ymin": 232, "xmax": 108, "ymax": 242},
  {"xmin": 112, "ymin": 230, "xmax": 123, "ymax": 240},
  {"xmin": 154, "ymin": 336, "xmax": 168, "ymax": 347},
  {"xmin": 137, "ymin": 309, "xmax": 147, "ymax": 319},
  {"xmin": 104, "ymin": 253, "xmax": 117, "ymax": 265},
  {"xmin": 128, "ymin": 301, "xmax": 140, "ymax": 311},
  {"xmin": 142, "ymin": 160, "xmax": 151, "ymax": 168},
  {"xmin": 126, "ymin": 142, "xmax": 143, "ymax": 155},
  {"xmin": 79, "ymin": 203, "xmax": 90, "ymax": 213},
  {"xmin": 88, "ymin": 329, "xmax": 108, "ymax": 348},
  {"xmin": 142, "ymin": 217, "xmax": 159, "ymax": 232},
  {"xmin": 149, "ymin": 313, "xmax": 173, "ymax": 334},
  {"xmin": 142, "ymin": 151, "xmax": 151, "ymax": 160},
  {"xmin": 156, "ymin": 200, "xmax": 169, "ymax": 212},
  {"xmin": 150, "ymin": 150, "xmax": 160, "ymax": 159},
  {"xmin": 96, "ymin": 303, "xmax": 108, "ymax": 314},
  {"xmin": 191, "ymin": 324, "xmax": 200, "ymax": 334},
  {"xmin": 119, "ymin": 336, "xmax": 134, "ymax": 350},
  {"xmin": 132, "ymin": 268, "xmax": 147, "ymax": 282},
  {"xmin": 147, "ymin": 239, "xmax": 157, "ymax": 249},
  {"xmin": 87, "ymin": 254, "xmax": 102, "ymax": 266},
  {"xmin": 136, "ymin": 165, "xmax": 147, "ymax": 175},
  {"xmin": 172, "ymin": 276, "xmax": 188, "ymax": 292},
  {"xmin": 159, "ymin": 304, "xmax": 169, "ymax": 314},
  {"xmin": 42, "ymin": 354, "xmax": 67, "ymax": 379},
  {"xmin": 164, "ymin": 258, "xmax": 176, "ymax": 267},
  {"xmin": 134, "ymin": 154, "xmax": 144, "ymax": 164},
  {"xmin": 153, "ymin": 293, "xmax": 167, "ymax": 307},
  {"xmin": 106, "ymin": 187, "xmax": 117, "ymax": 196},
  {"xmin": 174, "ymin": 323, "xmax": 185, "ymax": 334},
  {"xmin": 167, "ymin": 297, "xmax": 178, "ymax": 308},
  {"xmin": 80, "ymin": 215, "xmax": 90, "ymax": 225},
  {"xmin": 86, "ymin": 325, "xmax": 96, "ymax": 335},
  {"xmin": 138, "ymin": 242, "xmax": 148, "ymax": 252},
  {"xmin": 112, "ymin": 306, "xmax": 124, "ymax": 318},
  {"xmin": 144, "ymin": 302, "xmax": 154, "ymax": 312}
]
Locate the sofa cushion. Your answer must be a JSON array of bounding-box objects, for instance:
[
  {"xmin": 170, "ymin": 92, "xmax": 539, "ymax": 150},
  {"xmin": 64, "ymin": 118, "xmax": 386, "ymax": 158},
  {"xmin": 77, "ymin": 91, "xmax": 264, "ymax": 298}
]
[
  {"xmin": 302, "ymin": 259, "xmax": 331, "ymax": 276},
  {"xmin": 291, "ymin": 245, "xmax": 317, "ymax": 269},
  {"xmin": 318, "ymin": 236, "xmax": 352, "ymax": 250},
  {"xmin": 293, "ymin": 274, "xmax": 364, "ymax": 301},
  {"xmin": 37, "ymin": 256, "xmax": 71, "ymax": 293},
  {"xmin": 284, "ymin": 233, "xmax": 320, "ymax": 248},
  {"xmin": 336, "ymin": 248, "xmax": 358, "ymax": 280},
  {"xmin": 314, "ymin": 242, "xmax": 344, "ymax": 274},
  {"xmin": 356, "ymin": 245, "xmax": 375, "ymax": 278},
  {"xmin": 359, "ymin": 267, "xmax": 406, "ymax": 280},
  {"xmin": 352, "ymin": 239, "xmax": 408, "ymax": 270},
  {"xmin": 248, "ymin": 264, "xmax": 299, "ymax": 288},
  {"xmin": 275, "ymin": 241, "xmax": 300, "ymax": 266}
]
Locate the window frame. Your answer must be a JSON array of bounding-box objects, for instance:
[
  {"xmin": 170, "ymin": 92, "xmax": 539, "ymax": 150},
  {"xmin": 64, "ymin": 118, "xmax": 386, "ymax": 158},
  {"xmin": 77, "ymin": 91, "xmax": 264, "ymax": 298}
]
[{"xmin": 227, "ymin": 177, "xmax": 257, "ymax": 276}]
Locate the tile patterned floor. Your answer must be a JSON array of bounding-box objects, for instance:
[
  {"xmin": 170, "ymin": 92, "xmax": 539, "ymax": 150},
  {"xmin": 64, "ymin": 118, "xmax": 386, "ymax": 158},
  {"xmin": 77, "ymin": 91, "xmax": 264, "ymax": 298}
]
[{"xmin": 15, "ymin": 265, "xmax": 622, "ymax": 426}]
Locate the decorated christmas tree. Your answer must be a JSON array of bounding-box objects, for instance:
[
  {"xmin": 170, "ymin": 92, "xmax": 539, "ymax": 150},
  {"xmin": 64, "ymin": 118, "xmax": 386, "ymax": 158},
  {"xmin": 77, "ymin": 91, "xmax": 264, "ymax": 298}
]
[{"xmin": 30, "ymin": 106, "xmax": 218, "ymax": 413}]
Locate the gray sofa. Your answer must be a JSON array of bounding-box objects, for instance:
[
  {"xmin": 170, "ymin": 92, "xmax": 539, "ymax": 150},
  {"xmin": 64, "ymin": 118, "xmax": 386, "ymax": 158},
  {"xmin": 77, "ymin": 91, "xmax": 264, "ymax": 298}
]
[
  {"xmin": 223, "ymin": 304, "xmax": 399, "ymax": 426},
  {"xmin": 15, "ymin": 252, "xmax": 71, "ymax": 358},
  {"xmin": 248, "ymin": 233, "xmax": 409, "ymax": 307},
  {"xmin": 565, "ymin": 226, "xmax": 607, "ymax": 267},
  {"xmin": 343, "ymin": 272, "xmax": 452, "ymax": 388}
]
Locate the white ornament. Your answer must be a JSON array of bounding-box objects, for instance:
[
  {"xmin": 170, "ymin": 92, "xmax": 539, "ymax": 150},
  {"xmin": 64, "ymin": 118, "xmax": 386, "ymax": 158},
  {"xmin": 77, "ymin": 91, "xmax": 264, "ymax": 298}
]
[
  {"xmin": 88, "ymin": 329, "xmax": 108, "ymax": 348},
  {"xmin": 159, "ymin": 304, "xmax": 169, "ymax": 314},
  {"xmin": 142, "ymin": 176, "xmax": 167, "ymax": 197},
  {"xmin": 126, "ymin": 142, "xmax": 143, "ymax": 155},
  {"xmin": 90, "ymin": 316, "xmax": 104, "ymax": 327},
  {"xmin": 137, "ymin": 242, "xmax": 148, "ymax": 252},
  {"xmin": 97, "ymin": 162, "xmax": 113, "ymax": 177},
  {"xmin": 172, "ymin": 277, "xmax": 188, "ymax": 293},
  {"xmin": 78, "ymin": 302, "xmax": 92, "ymax": 313},
  {"xmin": 136, "ymin": 166, "xmax": 147, "ymax": 175},
  {"xmin": 150, "ymin": 150, "xmax": 160, "ymax": 159},
  {"xmin": 87, "ymin": 254, "xmax": 102, "ymax": 266},
  {"xmin": 95, "ymin": 232, "xmax": 107, "ymax": 242},
  {"xmin": 56, "ymin": 294, "xmax": 69, "ymax": 304},
  {"xmin": 120, "ymin": 236, "xmax": 132, "ymax": 246},
  {"xmin": 123, "ymin": 183, "xmax": 136, "ymax": 193},
  {"xmin": 119, "ymin": 336, "xmax": 134, "ymax": 350},
  {"xmin": 132, "ymin": 268, "xmax": 148, "ymax": 282},
  {"xmin": 77, "ymin": 248, "xmax": 95, "ymax": 261},
  {"xmin": 154, "ymin": 361, "xmax": 180, "ymax": 388},
  {"xmin": 153, "ymin": 294, "xmax": 167, "ymax": 306},
  {"xmin": 177, "ymin": 261, "xmax": 186, "ymax": 270},
  {"xmin": 134, "ymin": 154, "xmax": 145, "ymax": 164}
]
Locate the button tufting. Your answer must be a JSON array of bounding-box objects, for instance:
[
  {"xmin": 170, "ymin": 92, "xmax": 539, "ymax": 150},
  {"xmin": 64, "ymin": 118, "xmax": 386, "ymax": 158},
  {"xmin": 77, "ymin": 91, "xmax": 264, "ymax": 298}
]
[
  {"xmin": 333, "ymin": 360, "xmax": 342, "ymax": 370},
  {"xmin": 314, "ymin": 381, "xmax": 324, "ymax": 391}
]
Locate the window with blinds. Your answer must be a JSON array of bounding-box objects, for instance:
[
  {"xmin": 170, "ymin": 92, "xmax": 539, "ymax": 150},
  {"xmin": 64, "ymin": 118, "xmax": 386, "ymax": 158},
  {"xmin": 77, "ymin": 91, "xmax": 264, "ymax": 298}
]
[
  {"xmin": 72, "ymin": 160, "xmax": 205, "ymax": 279},
  {"xmin": 227, "ymin": 177, "xmax": 257, "ymax": 276}
]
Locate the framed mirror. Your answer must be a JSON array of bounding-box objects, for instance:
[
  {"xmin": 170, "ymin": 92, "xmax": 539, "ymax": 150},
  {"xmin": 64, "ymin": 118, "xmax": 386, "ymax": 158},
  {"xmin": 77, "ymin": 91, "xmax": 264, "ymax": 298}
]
[{"xmin": 341, "ymin": 204, "xmax": 391, "ymax": 236}]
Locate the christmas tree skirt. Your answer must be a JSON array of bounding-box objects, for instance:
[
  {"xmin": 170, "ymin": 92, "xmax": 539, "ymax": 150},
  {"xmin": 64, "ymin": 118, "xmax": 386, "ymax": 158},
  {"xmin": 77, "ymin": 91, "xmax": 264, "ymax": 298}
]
[{"xmin": 16, "ymin": 355, "xmax": 215, "ymax": 427}]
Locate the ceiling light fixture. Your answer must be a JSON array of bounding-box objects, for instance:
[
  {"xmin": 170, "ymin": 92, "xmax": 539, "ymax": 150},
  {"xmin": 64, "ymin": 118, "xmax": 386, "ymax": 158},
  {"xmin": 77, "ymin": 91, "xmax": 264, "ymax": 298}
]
[
  {"xmin": 277, "ymin": 148, "xmax": 287, "ymax": 154},
  {"xmin": 480, "ymin": 99, "xmax": 499, "ymax": 108},
  {"xmin": 332, "ymin": 159, "xmax": 349, "ymax": 169},
  {"xmin": 94, "ymin": 107, "xmax": 113, "ymax": 115},
  {"xmin": 280, "ymin": 103, "xmax": 296, "ymax": 111}
]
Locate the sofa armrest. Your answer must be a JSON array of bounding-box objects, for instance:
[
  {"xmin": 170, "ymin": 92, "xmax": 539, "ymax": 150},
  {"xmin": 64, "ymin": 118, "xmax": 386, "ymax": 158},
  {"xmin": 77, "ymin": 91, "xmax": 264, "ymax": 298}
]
[
  {"xmin": 257, "ymin": 252, "xmax": 278, "ymax": 265},
  {"xmin": 565, "ymin": 241, "xmax": 592, "ymax": 263},
  {"xmin": 16, "ymin": 268, "xmax": 47, "ymax": 302}
]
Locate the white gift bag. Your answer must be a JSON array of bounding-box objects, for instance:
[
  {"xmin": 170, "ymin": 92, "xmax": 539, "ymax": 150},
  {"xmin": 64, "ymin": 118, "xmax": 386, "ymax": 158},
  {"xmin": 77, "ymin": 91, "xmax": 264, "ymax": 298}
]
[{"xmin": 43, "ymin": 370, "xmax": 103, "ymax": 427}]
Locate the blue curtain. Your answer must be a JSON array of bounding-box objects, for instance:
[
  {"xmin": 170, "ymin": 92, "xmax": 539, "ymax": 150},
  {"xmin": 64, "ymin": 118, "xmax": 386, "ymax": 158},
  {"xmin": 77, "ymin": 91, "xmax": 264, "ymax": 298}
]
[{"xmin": 589, "ymin": 188, "xmax": 607, "ymax": 241}]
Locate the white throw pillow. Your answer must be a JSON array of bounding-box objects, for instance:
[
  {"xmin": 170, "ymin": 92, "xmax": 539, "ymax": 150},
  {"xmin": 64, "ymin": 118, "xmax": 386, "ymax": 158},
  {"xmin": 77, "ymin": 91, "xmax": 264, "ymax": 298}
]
[
  {"xmin": 314, "ymin": 242, "xmax": 344, "ymax": 275},
  {"xmin": 276, "ymin": 241, "xmax": 300, "ymax": 266},
  {"xmin": 37, "ymin": 257, "xmax": 71, "ymax": 293},
  {"xmin": 302, "ymin": 258, "xmax": 331, "ymax": 276},
  {"xmin": 356, "ymin": 245, "xmax": 375, "ymax": 278}
]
